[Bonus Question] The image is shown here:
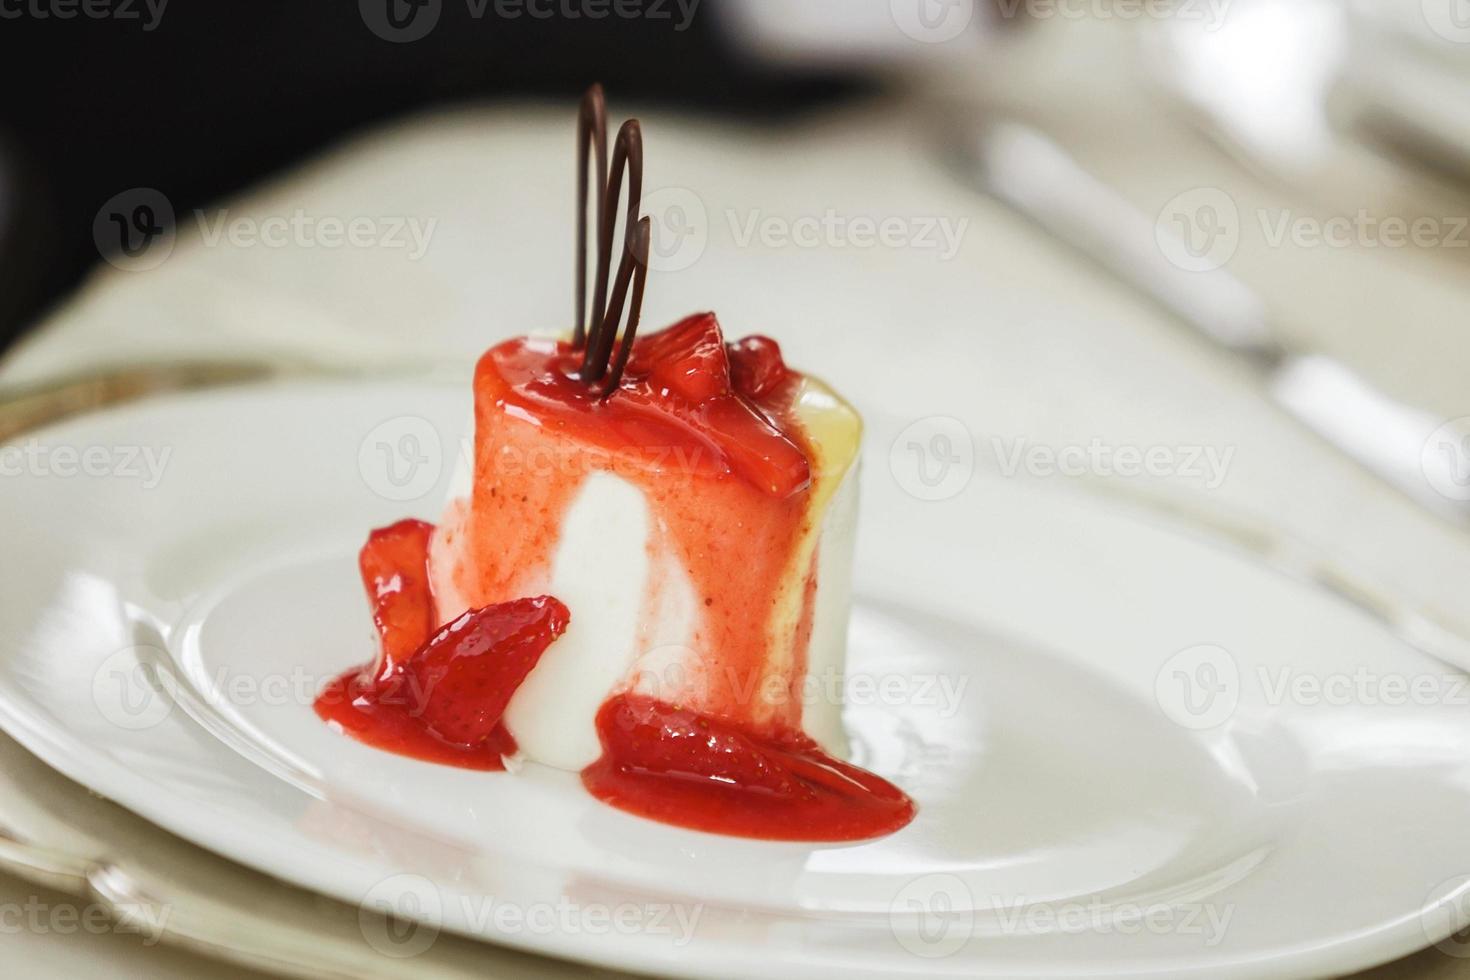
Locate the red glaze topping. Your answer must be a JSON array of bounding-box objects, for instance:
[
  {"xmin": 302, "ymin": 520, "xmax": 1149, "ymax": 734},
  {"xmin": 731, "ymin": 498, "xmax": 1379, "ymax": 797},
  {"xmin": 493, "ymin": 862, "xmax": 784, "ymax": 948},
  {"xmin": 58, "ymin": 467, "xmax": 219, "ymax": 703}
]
[
  {"xmin": 358, "ymin": 518, "xmax": 437, "ymax": 683},
  {"xmin": 439, "ymin": 313, "xmax": 818, "ymax": 737},
  {"xmin": 726, "ymin": 335, "xmax": 791, "ymax": 399},
  {"xmin": 401, "ymin": 597, "xmax": 570, "ymax": 745},
  {"xmin": 630, "ymin": 309, "xmax": 733, "ymax": 403},
  {"xmin": 582, "ymin": 694, "xmax": 916, "ymax": 841},
  {"xmin": 315, "ymin": 671, "xmax": 518, "ymax": 770},
  {"xmin": 491, "ymin": 312, "xmax": 810, "ymax": 498},
  {"xmin": 316, "ymin": 523, "xmax": 569, "ymax": 768},
  {"xmin": 325, "ymin": 315, "xmax": 916, "ymax": 842},
  {"xmin": 320, "ymin": 81, "xmax": 914, "ymax": 842}
]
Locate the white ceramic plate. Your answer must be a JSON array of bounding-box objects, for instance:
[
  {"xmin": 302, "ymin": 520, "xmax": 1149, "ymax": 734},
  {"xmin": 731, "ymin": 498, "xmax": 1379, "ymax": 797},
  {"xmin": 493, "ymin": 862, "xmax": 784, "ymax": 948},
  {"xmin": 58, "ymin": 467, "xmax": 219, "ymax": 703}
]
[{"xmin": 2, "ymin": 380, "xmax": 1470, "ymax": 979}]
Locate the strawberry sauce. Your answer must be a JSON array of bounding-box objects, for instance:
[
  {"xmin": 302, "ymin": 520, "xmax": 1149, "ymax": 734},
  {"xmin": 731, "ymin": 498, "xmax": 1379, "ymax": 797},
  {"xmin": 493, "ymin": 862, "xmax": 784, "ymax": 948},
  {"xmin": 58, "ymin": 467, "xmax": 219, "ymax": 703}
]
[
  {"xmin": 319, "ymin": 316, "xmax": 916, "ymax": 842},
  {"xmin": 584, "ymin": 693, "xmax": 916, "ymax": 841},
  {"xmin": 315, "ymin": 522, "xmax": 569, "ymax": 769},
  {"xmin": 318, "ymin": 86, "xmax": 913, "ymax": 842},
  {"xmin": 435, "ymin": 314, "xmax": 820, "ymax": 736}
]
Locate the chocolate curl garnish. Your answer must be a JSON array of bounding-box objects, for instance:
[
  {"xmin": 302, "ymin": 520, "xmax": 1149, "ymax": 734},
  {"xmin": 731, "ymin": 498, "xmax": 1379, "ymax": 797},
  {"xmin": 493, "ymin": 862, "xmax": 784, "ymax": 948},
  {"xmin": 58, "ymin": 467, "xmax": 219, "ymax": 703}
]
[
  {"xmin": 599, "ymin": 217, "xmax": 651, "ymax": 398},
  {"xmin": 582, "ymin": 118, "xmax": 644, "ymax": 383},
  {"xmin": 574, "ymin": 84, "xmax": 608, "ymax": 348}
]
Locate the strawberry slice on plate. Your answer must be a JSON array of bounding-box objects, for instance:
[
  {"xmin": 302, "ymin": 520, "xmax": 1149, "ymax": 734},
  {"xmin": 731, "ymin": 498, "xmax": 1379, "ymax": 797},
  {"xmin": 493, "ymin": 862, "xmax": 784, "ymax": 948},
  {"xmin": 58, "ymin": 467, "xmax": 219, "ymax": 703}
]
[
  {"xmin": 358, "ymin": 518, "xmax": 437, "ymax": 682},
  {"xmin": 402, "ymin": 596, "xmax": 571, "ymax": 746}
]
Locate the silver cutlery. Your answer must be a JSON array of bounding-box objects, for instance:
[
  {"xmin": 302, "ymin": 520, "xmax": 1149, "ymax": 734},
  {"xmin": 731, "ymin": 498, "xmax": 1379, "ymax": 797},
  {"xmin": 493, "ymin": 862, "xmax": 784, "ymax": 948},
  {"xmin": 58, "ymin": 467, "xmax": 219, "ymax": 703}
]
[{"xmin": 943, "ymin": 117, "xmax": 1470, "ymax": 531}]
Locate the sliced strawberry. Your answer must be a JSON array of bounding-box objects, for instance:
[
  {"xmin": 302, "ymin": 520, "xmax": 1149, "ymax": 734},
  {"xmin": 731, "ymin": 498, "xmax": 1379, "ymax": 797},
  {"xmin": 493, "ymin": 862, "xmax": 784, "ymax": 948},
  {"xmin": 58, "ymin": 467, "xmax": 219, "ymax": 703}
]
[
  {"xmin": 630, "ymin": 312, "xmax": 731, "ymax": 402},
  {"xmin": 698, "ymin": 396, "xmax": 811, "ymax": 497},
  {"xmin": 401, "ymin": 595, "xmax": 570, "ymax": 746},
  {"xmin": 359, "ymin": 519, "xmax": 437, "ymax": 682},
  {"xmin": 584, "ymin": 692, "xmax": 917, "ymax": 840},
  {"xmin": 594, "ymin": 694, "xmax": 798, "ymax": 796},
  {"xmin": 631, "ymin": 318, "xmax": 807, "ymax": 494},
  {"xmin": 726, "ymin": 335, "xmax": 790, "ymax": 400}
]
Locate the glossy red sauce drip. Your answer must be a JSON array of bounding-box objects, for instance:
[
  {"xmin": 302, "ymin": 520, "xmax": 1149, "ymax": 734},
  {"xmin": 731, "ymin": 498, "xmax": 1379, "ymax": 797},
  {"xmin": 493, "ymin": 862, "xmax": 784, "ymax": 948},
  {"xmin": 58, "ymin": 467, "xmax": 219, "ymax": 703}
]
[
  {"xmin": 315, "ymin": 522, "xmax": 569, "ymax": 769},
  {"xmin": 315, "ymin": 671, "xmax": 518, "ymax": 770},
  {"xmin": 582, "ymin": 693, "xmax": 916, "ymax": 841},
  {"xmin": 498, "ymin": 312, "xmax": 809, "ymax": 497},
  {"xmin": 357, "ymin": 518, "xmax": 437, "ymax": 683},
  {"xmin": 326, "ymin": 316, "xmax": 916, "ymax": 841},
  {"xmin": 439, "ymin": 314, "xmax": 818, "ymax": 735}
]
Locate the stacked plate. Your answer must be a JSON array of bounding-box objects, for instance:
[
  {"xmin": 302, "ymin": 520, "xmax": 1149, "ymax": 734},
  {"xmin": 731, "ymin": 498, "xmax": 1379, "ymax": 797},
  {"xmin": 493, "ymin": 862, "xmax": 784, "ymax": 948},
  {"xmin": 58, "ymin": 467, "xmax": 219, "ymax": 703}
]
[{"xmin": 2, "ymin": 368, "xmax": 1470, "ymax": 977}]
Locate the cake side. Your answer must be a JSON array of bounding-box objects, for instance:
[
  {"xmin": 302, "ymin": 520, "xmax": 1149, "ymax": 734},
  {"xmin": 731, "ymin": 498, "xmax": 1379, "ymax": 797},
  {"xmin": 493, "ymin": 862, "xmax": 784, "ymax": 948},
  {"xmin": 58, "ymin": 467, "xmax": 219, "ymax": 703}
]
[
  {"xmin": 427, "ymin": 323, "xmax": 861, "ymax": 770},
  {"xmin": 317, "ymin": 84, "xmax": 914, "ymax": 841}
]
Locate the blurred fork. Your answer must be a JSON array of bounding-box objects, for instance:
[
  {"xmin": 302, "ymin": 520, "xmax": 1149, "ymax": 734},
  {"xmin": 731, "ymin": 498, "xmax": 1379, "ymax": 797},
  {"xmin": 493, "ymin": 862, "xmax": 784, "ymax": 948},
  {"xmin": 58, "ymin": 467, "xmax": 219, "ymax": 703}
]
[{"xmin": 941, "ymin": 116, "xmax": 1470, "ymax": 532}]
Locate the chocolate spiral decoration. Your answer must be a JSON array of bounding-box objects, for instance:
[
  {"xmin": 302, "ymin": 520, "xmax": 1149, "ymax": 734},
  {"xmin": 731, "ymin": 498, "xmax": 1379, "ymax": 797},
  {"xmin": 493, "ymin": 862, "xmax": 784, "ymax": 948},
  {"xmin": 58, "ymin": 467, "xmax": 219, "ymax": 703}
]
[
  {"xmin": 574, "ymin": 85, "xmax": 649, "ymax": 397},
  {"xmin": 597, "ymin": 217, "xmax": 651, "ymax": 396},
  {"xmin": 574, "ymin": 84, "xmax": 607, "ymax": 349}
]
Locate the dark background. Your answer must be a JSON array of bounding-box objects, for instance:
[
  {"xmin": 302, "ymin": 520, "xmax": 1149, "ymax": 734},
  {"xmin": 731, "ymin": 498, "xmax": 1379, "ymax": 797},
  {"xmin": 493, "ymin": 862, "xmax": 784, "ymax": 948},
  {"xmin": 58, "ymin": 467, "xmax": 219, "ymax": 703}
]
[{"xmin": 0, "ymin": 0, "xmax": 865, "ymax": 356}]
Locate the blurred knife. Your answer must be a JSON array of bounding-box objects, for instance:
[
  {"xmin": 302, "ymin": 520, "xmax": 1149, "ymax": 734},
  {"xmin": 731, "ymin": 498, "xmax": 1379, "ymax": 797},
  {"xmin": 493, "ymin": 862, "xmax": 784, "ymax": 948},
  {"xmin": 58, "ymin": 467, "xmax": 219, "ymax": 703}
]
[{"xmin": 944, "ymin": 118, "xmax": 1470, "ymax": 529}]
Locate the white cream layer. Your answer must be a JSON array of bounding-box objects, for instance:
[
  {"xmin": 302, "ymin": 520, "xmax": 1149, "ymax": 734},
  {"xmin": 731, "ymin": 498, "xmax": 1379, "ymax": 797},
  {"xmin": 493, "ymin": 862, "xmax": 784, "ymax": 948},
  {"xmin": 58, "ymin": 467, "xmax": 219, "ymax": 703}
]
[{"xmin": 429, "ymin": 379, "xmax": 861, "ymax": 771}]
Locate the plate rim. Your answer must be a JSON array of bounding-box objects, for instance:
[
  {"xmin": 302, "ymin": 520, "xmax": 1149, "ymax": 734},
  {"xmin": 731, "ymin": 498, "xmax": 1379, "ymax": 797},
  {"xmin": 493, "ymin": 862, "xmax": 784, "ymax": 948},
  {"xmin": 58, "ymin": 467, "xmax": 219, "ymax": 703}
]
[{"xmin": 2, "ymin": 378, "xmax": 1469, "ymax": 979}]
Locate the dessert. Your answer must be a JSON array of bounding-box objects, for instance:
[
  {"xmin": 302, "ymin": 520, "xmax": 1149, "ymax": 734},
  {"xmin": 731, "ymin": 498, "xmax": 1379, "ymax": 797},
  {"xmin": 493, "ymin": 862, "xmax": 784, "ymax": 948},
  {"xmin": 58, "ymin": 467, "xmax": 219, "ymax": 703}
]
[{"xmin": 317, "ymin": 86, "xmax": 915, "ymax": 841}]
